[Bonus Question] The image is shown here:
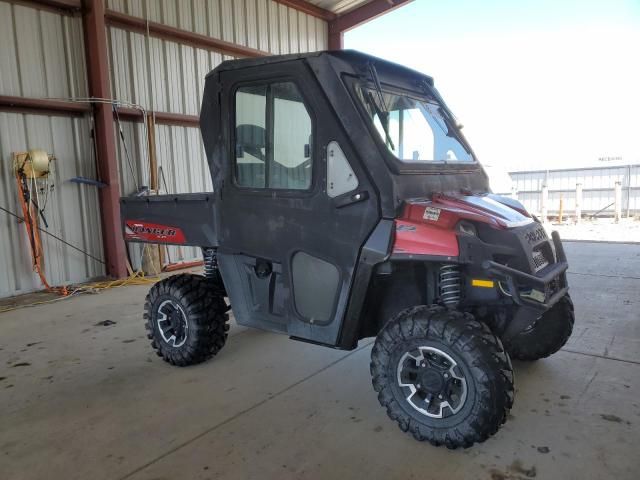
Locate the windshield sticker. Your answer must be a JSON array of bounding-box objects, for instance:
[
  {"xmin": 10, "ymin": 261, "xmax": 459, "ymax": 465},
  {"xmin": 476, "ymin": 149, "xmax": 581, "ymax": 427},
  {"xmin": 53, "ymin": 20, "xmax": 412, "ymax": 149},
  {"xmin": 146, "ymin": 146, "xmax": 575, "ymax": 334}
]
[{"xmin": 423, "ymin": 206, "xmax": 441, "ymax": 222}]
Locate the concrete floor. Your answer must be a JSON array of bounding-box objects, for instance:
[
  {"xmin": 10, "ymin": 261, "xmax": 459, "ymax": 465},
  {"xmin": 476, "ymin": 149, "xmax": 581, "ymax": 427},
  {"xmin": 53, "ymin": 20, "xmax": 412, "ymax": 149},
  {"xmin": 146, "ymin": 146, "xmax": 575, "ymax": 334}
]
[{"xmin": 1, "ymin": 242, "xmax": 639, "ymax": 480}]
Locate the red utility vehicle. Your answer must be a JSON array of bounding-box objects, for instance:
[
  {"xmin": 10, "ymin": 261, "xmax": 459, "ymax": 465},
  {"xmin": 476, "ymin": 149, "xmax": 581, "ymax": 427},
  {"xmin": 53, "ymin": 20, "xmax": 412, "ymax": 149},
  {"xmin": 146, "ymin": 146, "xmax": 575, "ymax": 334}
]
[{"xmin": 121, "ymin": 51, "xmax": 573, "ymax": 447}]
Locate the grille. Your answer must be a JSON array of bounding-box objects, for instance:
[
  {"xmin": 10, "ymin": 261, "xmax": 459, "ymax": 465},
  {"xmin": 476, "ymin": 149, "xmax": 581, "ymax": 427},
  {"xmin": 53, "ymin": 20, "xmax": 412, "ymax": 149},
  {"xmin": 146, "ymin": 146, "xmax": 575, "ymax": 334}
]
[
  {"xmin": 525, "ymin": 226, "xmax": 548, "ymax": 245},
  {"xmin": 532, "ymin": 249, "xmax": 549, "ymax": 272}
]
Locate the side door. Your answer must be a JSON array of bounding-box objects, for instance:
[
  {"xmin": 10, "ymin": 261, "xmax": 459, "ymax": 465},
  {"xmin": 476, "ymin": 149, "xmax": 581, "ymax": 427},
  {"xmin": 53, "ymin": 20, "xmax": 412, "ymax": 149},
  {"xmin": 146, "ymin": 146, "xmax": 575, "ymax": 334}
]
[{"xmin": 216, "ymin": 61, "xmax": 380, "ymax": 346}]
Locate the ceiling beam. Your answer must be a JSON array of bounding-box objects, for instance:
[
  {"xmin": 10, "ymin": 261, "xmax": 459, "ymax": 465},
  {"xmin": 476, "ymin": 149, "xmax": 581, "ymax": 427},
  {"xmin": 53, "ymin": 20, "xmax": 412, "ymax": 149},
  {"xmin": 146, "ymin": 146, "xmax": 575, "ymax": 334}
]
[
  {"xmin": 6, "ymin": 0, "xmax": 81, "ymax": 16},
  {"xmin": 116, "ymin": 107, "xmax": 200, "ymax": 128},
  {"xmin": 272, "ymin": 0, "xmax": 336, "ymax": 21},
  {"xmin": 0, "ymin": 95, "xmax": 202, "ymax": 128},
  {"xmin": 331, "ymin": 0, "xmax": 413, "ymax": 33},
  {"xmin": 13, "ymin": 0, "xmax": 337, "ymax": 22},
  {"xmin": 329, "ymin": 0, "xmax": 413, "ymax": 49},
  {"xmin": 0, "ymin": 95, "xmax": 90, "ymax": 116},
  {"xmin": 105, "ymin": 9, "xmax": 270, "ymax": 58}
]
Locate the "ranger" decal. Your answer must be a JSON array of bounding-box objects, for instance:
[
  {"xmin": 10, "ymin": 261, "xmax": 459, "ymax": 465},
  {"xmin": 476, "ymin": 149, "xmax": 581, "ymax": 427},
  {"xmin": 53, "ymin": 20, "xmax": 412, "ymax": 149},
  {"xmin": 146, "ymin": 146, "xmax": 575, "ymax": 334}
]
[{"xmin": 124, "ymin": 221, "xmax": 186, "ymax": 244}]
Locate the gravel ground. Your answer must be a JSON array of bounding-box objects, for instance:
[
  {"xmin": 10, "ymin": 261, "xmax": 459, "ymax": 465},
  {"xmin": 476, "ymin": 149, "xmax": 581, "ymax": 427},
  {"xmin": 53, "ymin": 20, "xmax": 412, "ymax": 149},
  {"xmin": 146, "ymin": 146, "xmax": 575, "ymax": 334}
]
[{"xmin": 545, "ymin": 217, "xmax": 640, "ymax": 243}]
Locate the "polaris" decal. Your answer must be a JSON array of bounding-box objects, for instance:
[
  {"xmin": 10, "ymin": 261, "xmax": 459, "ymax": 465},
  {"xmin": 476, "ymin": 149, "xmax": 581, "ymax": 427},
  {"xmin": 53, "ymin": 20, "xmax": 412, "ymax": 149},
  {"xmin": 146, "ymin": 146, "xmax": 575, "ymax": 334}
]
[
  {"xmin": 525, "ymin": 227, "xmax": 547, "ymax": 244},
  {"xmin": 124, "ymin": 221, "xmax": 186, "ymax": 244}
]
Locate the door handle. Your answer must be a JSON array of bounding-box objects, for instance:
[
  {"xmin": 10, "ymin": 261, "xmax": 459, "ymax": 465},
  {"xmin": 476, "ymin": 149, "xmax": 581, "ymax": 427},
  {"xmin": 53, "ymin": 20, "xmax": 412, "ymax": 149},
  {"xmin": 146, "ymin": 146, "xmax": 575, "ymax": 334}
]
[{"xmin": 334, "ymin": 190, "xmax": 369, "ymax": 208}]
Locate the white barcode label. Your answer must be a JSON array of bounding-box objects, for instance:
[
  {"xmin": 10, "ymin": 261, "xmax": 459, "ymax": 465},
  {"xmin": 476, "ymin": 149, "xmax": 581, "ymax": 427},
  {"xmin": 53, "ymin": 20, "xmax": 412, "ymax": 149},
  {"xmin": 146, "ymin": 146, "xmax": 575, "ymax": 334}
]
[{"xmin": 423, "ymin": 206, "xmax": 441, "ymax": 221}]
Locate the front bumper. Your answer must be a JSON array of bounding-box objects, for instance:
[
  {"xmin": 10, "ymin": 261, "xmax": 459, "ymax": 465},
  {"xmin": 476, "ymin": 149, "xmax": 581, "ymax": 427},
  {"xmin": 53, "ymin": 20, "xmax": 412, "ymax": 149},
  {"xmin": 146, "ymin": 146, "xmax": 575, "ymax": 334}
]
[{"xmin": 482, "ymin": 231, "xmax": 569, "ymax": 311}]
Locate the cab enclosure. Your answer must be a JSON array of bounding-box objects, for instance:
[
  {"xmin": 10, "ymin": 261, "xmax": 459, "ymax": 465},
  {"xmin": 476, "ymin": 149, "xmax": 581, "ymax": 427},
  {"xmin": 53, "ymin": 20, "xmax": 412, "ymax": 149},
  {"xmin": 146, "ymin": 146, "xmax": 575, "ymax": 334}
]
[{"xmin": 121, "ymin": 50, "xmax": 568, "ymax": 351}]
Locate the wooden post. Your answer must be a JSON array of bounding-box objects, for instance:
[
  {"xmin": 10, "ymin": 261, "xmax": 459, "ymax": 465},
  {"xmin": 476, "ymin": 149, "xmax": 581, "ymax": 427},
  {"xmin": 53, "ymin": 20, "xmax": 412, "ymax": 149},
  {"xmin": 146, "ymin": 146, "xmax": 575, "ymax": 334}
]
[
  {"xmin": 146, "ymin": 114, "xmax": 158, "ymax": 191},
  {"xmin": 558, "ymin": 194, "xmax": 564, "ymax": 223},
  {"xmin": 614, "ymin": 181, "xmax": 622, "ymax": 223},
  {"xmin": 143, "ymin": 113, "xmax": 163, "ymax": 273},
  {"xmin": 575, "ymin": 183, "xmax": 582, "ymax": 224},
  {"xmin": 627, "ymin": 165, "xmax": 632, "ymax": 219},
  {"xmin": 541, "ymin": 185, "xmax": 549, "ymax": 223}
]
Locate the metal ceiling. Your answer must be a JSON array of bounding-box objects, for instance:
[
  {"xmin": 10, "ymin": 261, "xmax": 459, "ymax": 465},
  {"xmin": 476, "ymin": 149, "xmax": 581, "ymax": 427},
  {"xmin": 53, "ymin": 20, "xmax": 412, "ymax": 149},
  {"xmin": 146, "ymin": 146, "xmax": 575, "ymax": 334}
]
[{"xmin": 305, "ymin": 0, "xmax": 372, "ymax": 15}]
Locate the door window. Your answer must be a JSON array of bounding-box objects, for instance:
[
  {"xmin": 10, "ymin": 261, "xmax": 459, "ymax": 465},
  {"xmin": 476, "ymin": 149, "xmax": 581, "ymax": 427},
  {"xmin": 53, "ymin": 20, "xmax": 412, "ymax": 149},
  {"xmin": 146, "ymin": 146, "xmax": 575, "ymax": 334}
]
[{"xmin": 235, "ymin": 82, "xmax": 312, "ymax": 190}]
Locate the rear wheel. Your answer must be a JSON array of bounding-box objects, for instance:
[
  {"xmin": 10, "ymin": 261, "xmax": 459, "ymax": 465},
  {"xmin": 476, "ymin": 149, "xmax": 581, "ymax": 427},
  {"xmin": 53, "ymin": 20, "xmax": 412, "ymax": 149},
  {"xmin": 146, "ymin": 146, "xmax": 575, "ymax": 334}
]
[
  {"xmin": 505, "ymin": 294, "xmax": 574, "ymax": 361},
  {"xmin": 144, "ymin": 274, "xmax": 229, "ymax": 366},
  {"xmin": 371, "ymin": 306, "xmax": 514, "ymax": 448}
]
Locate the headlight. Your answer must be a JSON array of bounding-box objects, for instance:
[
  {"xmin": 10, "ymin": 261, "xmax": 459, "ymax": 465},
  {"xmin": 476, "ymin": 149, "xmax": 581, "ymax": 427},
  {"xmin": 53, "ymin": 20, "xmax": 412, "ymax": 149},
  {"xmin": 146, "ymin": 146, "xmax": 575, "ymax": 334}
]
[{"xmin": 458, "ymin": 221, "xmax": 477, "ymax": 236}]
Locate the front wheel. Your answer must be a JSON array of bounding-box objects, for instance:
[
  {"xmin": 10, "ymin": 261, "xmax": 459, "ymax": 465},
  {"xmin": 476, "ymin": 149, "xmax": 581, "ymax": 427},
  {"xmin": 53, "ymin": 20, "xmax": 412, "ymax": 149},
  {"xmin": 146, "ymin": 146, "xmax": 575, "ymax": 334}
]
[
  {"xmin": 505, "ymin": 294, "xmax": 574, "ymax": 361},
  {"xmin": 370, "ymin": 306, "xmax": 514, "ymax": 448},
  {"xmin": 144, "ymin": 274, "xmax": 229, "ymax": 366}
]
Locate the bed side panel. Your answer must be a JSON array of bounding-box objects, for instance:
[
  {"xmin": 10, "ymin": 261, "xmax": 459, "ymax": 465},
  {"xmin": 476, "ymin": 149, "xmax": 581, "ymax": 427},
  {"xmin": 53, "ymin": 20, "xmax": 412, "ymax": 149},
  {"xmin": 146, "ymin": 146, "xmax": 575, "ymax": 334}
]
[{"xmin": 120, "ymin": 194, "xmax": 217, "ymax": 247}]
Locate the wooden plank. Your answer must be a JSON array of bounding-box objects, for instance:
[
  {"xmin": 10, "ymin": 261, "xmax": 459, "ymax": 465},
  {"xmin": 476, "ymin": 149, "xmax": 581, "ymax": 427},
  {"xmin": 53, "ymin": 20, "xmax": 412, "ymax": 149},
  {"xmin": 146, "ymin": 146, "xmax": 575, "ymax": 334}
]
[{"xmin": 146, "ymin": 113, "xmax": 158, "ymax": 190}]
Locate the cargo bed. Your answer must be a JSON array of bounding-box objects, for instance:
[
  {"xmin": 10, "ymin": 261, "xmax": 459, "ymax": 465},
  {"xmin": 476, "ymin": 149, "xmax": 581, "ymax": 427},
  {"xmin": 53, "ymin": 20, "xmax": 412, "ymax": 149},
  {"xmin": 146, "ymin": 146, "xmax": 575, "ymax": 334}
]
[{"xmin": 120, "ymin": 193, "xmax": 217, "ymax": 247}]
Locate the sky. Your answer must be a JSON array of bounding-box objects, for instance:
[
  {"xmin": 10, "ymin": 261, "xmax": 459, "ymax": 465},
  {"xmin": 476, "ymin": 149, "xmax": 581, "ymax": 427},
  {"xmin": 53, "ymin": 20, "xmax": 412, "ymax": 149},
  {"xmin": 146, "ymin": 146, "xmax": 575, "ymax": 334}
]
[{"xmin": 345, "ymin": 0, "xmax": 640, "ymax": 171}]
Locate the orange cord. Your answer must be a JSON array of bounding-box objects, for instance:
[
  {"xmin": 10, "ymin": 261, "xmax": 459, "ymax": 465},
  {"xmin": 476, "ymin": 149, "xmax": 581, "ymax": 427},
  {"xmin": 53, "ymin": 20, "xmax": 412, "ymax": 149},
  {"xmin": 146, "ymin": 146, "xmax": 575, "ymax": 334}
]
[{"xmin": 15, "ymin": 170, "xmax": 69, "ymax": 296}]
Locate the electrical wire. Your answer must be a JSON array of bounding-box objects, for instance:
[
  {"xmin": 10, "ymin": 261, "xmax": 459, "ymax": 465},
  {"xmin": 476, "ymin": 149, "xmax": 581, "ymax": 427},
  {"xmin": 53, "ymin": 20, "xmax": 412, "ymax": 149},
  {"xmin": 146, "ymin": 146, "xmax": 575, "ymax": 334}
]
[
  {"xmin": 113, "ymin": 104, "xmax": 140, "ymax": 191},
  {"xmin": 45, "ymin": 96, "xmax": 147, "ymax": 110},
  {"xmin": 1, "ymin": 202, "xmax": 161, "ymax": 313},
  {"xmin": 0, "ymin": 291, "xmax": 82, "ymax": 314},
  {"xmin": 39, "ymin": 168, "xmax": 52, "ymax": 214},
  {"xmin": 0, "ymin": 204, "xmax": 106, "ymax": 265},
  {"xmin": 0, "ymin": 96, "xmax": 163, "ymax": 310},
  {"xmin": 40, "ymin": 95, "xmax": 154, "ymax": 193},
  {"xmin": 0, "ymin": 271, "xmax": 158, "ymax": 314},
  {"xmin": 78, "ymin": 270, "xmax": 158, "ymax": 291},
  {"xmin": 7, "ymin": 94, "xmax": 174, "ymax": 272}
]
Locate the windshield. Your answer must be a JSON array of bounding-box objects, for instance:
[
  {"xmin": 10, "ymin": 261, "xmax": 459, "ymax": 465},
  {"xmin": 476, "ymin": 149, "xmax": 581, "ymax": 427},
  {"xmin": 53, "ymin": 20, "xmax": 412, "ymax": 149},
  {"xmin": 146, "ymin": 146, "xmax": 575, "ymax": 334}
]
[{"xmin": 359, "ymin": 86, "xmax": 475, "ymax": 163}]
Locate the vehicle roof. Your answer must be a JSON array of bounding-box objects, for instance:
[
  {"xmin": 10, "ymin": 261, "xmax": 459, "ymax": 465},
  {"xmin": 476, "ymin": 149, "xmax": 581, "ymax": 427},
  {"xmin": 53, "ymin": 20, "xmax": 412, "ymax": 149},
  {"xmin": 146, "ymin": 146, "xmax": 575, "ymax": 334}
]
[{"xmin": 208, "ymin": 49, "xmax": 434, "ymax": 86}]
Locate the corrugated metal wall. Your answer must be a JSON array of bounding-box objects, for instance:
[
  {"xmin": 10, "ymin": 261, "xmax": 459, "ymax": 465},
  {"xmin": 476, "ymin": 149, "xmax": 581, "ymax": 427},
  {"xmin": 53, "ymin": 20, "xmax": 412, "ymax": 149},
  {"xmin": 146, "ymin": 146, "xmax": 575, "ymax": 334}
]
[
  {"xmin": 106, "ymin": 0, "xmax": 328, "ymax": 269},
  {"xmin": 0, "ymin": 0, "xmax": 328, "ymax": 297},
  {"xmin": 0, "ymin": 2, "xmax": 104, "ymax": 298},
  {"xmin": 506, "ymin": 165, "xmax": 640, "ymax": 216},
  {"xmin": 106, "ymin": 0, "xmax": 328, "ymax": 55}
]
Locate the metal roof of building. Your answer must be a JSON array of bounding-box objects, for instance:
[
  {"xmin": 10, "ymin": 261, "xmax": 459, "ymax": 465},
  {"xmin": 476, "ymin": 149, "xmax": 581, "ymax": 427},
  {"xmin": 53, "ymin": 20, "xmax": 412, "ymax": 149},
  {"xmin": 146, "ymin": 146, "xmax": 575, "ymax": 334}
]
[{"xmin": 306, "ymin": 0, "xmax": 372, "ymax": 15}]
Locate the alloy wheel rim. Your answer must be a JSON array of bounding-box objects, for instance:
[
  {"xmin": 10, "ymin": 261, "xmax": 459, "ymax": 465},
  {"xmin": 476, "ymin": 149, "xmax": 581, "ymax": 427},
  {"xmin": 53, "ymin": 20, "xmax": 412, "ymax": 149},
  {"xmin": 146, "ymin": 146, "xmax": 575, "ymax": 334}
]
[
  {"xmin": 396, "ymin": 346, "xmax": 468, "ymax": 418},
  {"xmin": 156, "ymin": 299, "xmax": 188, "ymax": 348}
]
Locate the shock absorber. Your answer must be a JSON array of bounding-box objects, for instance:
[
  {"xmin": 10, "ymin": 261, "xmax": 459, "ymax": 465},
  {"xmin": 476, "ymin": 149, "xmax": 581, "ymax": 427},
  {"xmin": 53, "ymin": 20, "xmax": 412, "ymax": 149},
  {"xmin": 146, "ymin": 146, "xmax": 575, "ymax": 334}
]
[
  {"xmin": 203, "ymin": 248, "xmax": 227, "ymax": 297},
  {"xmin": 202, "ymin": 248, "xmax": 228, "ymax": 303},
  {"xmin": 439, "ymin": 264, "xmax": 461, "ymax": 307},
  {"xmin": 203, "ymin": 248, "xmax": 218, "ymax": 280}
]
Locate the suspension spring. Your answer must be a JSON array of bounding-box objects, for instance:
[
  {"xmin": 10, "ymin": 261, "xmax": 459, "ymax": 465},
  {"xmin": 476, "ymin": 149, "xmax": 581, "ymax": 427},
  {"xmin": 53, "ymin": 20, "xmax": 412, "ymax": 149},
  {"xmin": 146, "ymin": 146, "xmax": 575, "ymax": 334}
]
[
  {"xmin": 203, "ymin": 248, "xmax": 218, "ymax": 280},
  {"xmin": 439, "ymin": 264, "xmax": 461, "ymax": 307}
]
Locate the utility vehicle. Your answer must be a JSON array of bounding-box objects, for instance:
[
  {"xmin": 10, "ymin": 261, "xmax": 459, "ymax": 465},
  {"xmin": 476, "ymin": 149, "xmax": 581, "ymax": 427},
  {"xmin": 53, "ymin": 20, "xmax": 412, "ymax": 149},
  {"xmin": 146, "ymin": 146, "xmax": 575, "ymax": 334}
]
[{"xmin": 121, "ymin": 50, "xmax": 573, "ymax": 448}]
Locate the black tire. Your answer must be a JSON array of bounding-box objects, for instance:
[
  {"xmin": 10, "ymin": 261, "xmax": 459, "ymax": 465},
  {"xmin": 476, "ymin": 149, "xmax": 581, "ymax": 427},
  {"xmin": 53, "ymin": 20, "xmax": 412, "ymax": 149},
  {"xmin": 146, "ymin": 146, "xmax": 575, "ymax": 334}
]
[
  {"xmin": 144, "ymin": 274, "xmax": 229, "ymax": 366},
  {"xmin": 370, "ymin": 305, "xmax": 514, "ymax": 448},
  {"xmin": 505, "ymin": 294, "xmax": 574, "ymax": 361}
]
